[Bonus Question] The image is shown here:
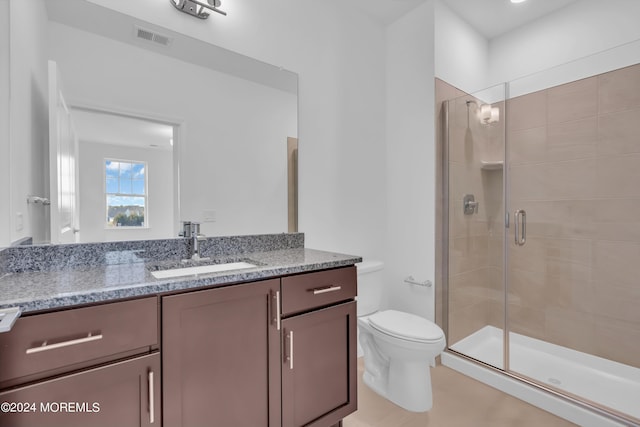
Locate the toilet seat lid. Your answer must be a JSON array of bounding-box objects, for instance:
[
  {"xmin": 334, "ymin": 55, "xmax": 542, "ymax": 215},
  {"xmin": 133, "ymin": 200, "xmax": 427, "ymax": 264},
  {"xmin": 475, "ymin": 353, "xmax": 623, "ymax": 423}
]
[{"xmin": 369, "ymin": 310, "xmax": 444, "ymax": 342}]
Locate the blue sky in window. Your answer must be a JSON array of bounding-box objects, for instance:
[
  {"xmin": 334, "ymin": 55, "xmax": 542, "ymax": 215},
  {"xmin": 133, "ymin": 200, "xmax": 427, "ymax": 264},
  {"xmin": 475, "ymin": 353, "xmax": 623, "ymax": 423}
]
[
  {"xmin": 105, "ymin": 160, "xmax": 145, "ymax": 195},
  {"xmin": 132, "ymin": 180, "xmax": 145, "ymax": 194},
  {"xmin": 106, "ymin": 178, "xmax": 118, "ymax": 193},
  {"xmin": 132, "ymin": 163, "xmax": 145, "ymax": 178},
  {"xmin": 120, "ymin": 164, "xmax": 133, "ymax": 179},
  {"xmin": 106, "ymin": 160, "xmax": 120, "ymax": 178}
]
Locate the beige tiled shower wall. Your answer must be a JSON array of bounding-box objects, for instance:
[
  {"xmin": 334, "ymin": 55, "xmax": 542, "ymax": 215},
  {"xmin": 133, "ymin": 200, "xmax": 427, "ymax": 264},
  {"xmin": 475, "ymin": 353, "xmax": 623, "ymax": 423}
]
[
  {"xmin": 506, "ymin": 63, "xmax": 640, "ymax": 368},
  {"xmin": 435, "ymin": 78, "xmax": 505, "ymax": 346}
]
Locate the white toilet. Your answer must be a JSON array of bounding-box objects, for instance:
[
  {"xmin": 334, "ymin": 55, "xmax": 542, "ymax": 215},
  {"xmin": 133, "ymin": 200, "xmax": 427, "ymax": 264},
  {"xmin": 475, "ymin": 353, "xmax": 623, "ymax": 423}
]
[{"xmin": 356, "ymin": 260, "xmax": 446, "ymax": 412}]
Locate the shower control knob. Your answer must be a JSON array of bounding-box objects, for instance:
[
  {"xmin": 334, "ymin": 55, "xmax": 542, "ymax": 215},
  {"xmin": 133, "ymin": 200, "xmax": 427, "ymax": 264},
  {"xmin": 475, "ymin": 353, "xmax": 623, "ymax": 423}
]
[{"xmin": 463, "ymin": 194, "xmax": 479, "ymax": 215}]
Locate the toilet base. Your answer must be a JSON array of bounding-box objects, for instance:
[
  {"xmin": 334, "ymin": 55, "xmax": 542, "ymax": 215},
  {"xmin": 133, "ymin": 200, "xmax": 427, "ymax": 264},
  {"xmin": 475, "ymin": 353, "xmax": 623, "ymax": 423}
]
[{"xmin": 363, "ymin": 358, "xmax": 434, "ymax": 412}]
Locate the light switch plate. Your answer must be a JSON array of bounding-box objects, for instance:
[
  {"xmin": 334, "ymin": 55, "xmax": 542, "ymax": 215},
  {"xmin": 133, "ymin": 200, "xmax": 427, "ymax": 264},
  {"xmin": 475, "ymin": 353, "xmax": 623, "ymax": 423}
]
[{"xmin": 15, "ymin": 212, "xmax": 23, "ymax": 231}]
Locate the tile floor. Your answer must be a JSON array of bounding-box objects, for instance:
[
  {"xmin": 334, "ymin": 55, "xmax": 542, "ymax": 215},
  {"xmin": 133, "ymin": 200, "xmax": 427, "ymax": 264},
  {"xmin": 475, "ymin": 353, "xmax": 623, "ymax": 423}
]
[{"xmin": 343, "ymin": 358, "xmax": 577, "ymax": 427}]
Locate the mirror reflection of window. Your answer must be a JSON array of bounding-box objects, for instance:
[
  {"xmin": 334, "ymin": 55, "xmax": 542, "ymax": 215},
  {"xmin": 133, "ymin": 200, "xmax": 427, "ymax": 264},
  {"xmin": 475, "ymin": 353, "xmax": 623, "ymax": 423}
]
[{"xmin": 105, "ymin": 160, "xmax": 147, "ymax": 228}]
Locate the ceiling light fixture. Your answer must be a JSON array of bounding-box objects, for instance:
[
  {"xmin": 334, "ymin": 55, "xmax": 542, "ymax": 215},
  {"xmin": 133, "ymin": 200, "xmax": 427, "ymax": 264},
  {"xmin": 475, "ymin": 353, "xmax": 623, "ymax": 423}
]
[
  {"xmin": 510, "ymin": 0, "xmax": 527, "ymax": 3},
  {"xmin": 465, "ymin": 100, "xmax": 500, "ymax": 126},
  {"xmin": 479, "ymin": 104, "xmax": 500, "ymax": 125},
  {"xmin": 170, "ymin": 0, "xmax": 227, "ymax": 19}
]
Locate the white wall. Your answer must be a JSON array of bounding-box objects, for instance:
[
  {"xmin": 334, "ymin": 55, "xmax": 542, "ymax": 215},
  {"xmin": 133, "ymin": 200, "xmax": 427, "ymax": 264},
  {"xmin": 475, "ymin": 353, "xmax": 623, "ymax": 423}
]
[
  {"xmin": 0, "ymin": 0, "xmax": 10, "ymax": 246},
  {"xmin": 432, "ymin": 0, "xmax": 640, "ymax": 98},
  {"xmin": 379, "ymin": 1, "xmax": 490, "ymax": 321},
  {"xmin": 7, "ymin": 0, "xmax": 49, "ymax": 245},
  {"xmin": 311, "ymin": 6, "xmax": 386, "ymax": 259},
  {"xmin": 384, "ymin": 1, "xmax": 437, "ymax": 321},
  {"xmin": 48, "ymin": 22, "xmax": 297, "ymax": 239},
  {"xmin": 78, "ymin": 141, "xmax": 174, "ymax": 243},
  {"xmin": 83, "ymin": 0, "xmax": 388, "ymax": 259},
  {"xmin": 382, "ymin": 0, "xmax": 487, "ymax": 322},
  {"xmin": 434, "ymin": 1, "xmax": 489, "ymax": 95},
  {"xmin": 489, "ymin": 0, "xmax": 640, "ymax": 91}
]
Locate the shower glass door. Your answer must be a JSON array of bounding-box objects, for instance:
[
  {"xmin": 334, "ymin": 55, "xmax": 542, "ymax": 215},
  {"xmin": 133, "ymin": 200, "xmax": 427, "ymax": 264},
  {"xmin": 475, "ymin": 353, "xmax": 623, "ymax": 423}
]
[
  {"xmin": 444, "ymin": 60, "xmax": 640, "ymax": 424},
  {"xmin": 445, "ymin": 83, "xmax": 506, "ymax": 370},
  {"xmin": 505, "ymin": 63, "xmax": 640, "ymax": 422}
]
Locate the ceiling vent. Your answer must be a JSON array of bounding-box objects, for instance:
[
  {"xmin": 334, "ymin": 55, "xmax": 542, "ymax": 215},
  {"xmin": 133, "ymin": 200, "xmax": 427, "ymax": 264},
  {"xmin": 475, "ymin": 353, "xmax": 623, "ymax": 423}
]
[{"xmin": 134, "ymin": 25, "xmax": 173, "ymax": 47}]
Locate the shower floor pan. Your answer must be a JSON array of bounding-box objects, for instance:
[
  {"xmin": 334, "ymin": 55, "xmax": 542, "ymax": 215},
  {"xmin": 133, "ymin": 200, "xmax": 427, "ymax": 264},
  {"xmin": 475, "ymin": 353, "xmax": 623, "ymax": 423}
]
[{"xmin": 449, "ymin": 325, "xmax": 640, "ymax": 422}]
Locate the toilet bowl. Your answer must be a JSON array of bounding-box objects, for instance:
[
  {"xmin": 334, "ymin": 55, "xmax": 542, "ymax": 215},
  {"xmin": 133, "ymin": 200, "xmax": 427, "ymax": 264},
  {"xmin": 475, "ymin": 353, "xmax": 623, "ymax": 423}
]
[
  {"xmin": 358, "ymin": 310, "xmax": 445, "ymax": 412},
  {"xmin": 356, "ymin": 261, "xmax": 446, "ymax": 412}
]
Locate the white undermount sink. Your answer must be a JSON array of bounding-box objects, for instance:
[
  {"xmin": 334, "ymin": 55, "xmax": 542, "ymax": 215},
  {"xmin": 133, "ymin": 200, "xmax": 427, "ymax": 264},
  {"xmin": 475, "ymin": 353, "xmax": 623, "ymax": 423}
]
[{"xmin": 151, "ymin": 261, "xmax": 258, "ymax": 279}]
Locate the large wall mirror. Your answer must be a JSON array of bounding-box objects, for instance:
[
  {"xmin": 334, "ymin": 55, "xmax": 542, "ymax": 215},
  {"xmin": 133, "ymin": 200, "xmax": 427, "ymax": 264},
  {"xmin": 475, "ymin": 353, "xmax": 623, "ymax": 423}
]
[{"xmin": 3, "ymin": 0, "xmax": 298, "ymax": 246}]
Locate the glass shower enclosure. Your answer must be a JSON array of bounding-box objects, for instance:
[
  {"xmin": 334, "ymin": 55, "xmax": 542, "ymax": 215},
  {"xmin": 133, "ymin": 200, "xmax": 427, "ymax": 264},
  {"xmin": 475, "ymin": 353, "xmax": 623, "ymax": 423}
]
[{"xmin": 442, "ymin": 62, "xmax": 640, "ymax": 425}]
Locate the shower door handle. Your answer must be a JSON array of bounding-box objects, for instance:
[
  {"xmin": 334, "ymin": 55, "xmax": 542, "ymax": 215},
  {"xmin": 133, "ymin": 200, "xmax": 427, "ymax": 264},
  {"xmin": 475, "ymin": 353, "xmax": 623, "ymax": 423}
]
[{"xmin": 514, "ymin": 209, "xmax": 526, "ymax": 246}]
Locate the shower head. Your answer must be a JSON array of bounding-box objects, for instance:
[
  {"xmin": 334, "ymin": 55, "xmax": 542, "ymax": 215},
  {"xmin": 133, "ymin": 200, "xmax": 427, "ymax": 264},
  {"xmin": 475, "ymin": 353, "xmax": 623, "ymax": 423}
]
[{"xmin": 465, "ymin": 100, "xmax": 478, "ymax": 128}]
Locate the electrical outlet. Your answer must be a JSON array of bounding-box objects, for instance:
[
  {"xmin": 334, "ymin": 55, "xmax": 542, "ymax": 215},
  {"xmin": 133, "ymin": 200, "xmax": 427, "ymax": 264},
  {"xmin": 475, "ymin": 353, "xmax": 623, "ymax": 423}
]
[{"xmin": 203, "ymin": 210, "xmax": 216, "ymax": 222}]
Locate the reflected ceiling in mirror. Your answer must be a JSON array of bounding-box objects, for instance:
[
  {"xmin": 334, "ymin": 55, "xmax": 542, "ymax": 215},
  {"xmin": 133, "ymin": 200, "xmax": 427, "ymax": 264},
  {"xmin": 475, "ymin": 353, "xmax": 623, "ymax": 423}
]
[
  {"xmin": 46, "ymin": 0, "xmax": 297, "ymax": 94},
  {"xmin": 72, "ymin": 109, "xmax": 174, "ymax": 152}
]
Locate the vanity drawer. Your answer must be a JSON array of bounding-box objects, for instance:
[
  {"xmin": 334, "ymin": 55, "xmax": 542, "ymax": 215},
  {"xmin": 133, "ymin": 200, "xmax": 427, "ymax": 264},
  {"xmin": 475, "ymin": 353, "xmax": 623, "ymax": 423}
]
[
  {"xmin": 281, "ymin": 266, "xmax": 356, "ymax": 316},
  {"xmin": 0, "ymin": 297, "xmax": 158, "ymax": 387}
]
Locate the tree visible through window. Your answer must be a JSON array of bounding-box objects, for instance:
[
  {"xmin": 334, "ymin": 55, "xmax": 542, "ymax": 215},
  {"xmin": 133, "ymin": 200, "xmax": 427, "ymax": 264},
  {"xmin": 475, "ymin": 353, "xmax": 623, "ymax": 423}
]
[{"xmin": 105, "ymin": 160, "xmax": 146, "ymax": 227}]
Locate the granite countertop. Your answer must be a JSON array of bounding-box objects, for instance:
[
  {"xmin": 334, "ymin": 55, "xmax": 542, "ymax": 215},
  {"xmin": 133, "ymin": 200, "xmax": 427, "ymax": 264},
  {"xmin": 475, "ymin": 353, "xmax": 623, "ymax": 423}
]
[{"xmin": 0, "ymin": 247, "xmax": 362, "ymax": 314}]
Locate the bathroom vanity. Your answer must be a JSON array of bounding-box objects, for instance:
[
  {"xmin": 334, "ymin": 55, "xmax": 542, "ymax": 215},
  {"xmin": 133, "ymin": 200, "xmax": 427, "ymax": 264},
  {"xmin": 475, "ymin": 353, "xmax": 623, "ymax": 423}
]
[{"xmin": 0, "ymin": 234, "xmax": 360, "ymax": 427}]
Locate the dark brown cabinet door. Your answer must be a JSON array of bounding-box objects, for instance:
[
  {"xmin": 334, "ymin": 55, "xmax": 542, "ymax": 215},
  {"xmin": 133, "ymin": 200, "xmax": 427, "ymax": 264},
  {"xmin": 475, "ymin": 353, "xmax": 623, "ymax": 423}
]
[
  {"xmin": 281, "ymin": 301, "xmax": 357, "ymax": 427},
  {"xmin": 0, "ymin": 353, "xmax": 160, "ymax": 427},
  {"xmin": 162, "ymin": 279, "xmax": 282, "ymax": 427}
]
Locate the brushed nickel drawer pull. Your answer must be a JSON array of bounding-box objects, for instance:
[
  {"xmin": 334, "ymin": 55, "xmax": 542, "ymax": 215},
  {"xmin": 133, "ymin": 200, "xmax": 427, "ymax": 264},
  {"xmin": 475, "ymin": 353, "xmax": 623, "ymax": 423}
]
[
  {"xmin": 312, "ymin": 285, "xmax": 342, "ymax": 295},
  {"xmin": 289, "ymin": 330, "xmax": 294, "ymax": 370},
  {"xmin": 148, "ymin": 370, "xmax": 155, "ymax": 424},
  {"xmin": 283, "ymin": 329, "xmax": 294, "ymax": 369},
  {"xmin": 274, "ymin": 290, "xmax": 281, "ymax": 330},
  {"xmin": 25, "ymin": 332, "xmax": 103, "ymax": 354}
]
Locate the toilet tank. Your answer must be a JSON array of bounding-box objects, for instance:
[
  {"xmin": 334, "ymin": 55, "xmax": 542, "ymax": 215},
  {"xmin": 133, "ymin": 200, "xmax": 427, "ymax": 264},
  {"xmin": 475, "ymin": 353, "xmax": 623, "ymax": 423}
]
[{"xmin": 356, "ymin": 260, "xmax": 384, "ymax": 316}]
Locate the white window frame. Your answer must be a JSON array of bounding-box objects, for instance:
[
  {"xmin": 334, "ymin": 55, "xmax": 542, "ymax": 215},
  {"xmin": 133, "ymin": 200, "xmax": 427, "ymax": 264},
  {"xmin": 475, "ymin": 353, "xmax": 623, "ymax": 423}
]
[{"xmin": 104, "ymin": 158, "xmax": 149, "ymax": 229}]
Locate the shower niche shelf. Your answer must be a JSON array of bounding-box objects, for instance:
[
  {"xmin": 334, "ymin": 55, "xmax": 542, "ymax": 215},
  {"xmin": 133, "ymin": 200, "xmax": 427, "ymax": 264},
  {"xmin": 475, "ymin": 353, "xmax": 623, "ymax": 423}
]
[{"xmin": 480, "ymin": 160, "xmax": 503, "ymax": 171}]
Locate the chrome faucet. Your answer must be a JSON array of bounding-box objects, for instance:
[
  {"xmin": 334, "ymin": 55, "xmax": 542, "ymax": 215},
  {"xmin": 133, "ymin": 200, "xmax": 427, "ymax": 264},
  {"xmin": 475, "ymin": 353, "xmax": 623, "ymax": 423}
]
[{"xmin": 180, "ymin": 221, "xmax": 209, "ymax": 261}]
